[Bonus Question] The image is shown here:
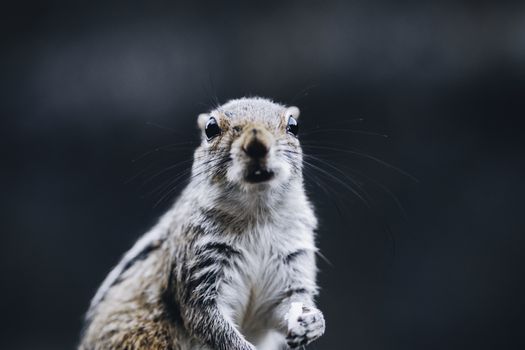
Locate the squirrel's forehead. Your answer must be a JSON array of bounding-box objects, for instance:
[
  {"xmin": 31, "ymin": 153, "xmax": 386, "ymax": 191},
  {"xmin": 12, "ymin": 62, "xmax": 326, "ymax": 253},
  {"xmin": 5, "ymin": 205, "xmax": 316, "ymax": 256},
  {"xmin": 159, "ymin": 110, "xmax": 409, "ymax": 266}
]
[
  {"xmin": 214, "ymin": 99, "xmax": 286, "ymax": 124},
  {"xmin": 221, "ymin": 112, "xmax": 284, "ymax": 128},
  {"xmin": 222, "ymin": 111, "xmax": 283, "ymax": 124}
]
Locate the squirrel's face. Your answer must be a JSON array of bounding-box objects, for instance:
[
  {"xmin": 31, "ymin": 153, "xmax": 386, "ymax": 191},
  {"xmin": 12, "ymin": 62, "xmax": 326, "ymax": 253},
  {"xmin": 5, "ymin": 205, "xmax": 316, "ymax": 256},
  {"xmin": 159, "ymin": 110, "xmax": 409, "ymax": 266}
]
[{"xmin": 194, "ymin": 98, "xmax": 303, "ymax": 190}]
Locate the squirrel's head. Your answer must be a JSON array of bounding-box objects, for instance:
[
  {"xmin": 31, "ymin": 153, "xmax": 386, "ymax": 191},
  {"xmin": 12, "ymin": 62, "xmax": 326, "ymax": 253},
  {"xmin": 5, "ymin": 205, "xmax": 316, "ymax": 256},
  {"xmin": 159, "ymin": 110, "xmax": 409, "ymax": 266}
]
[{"xmin": 193, "ymin": 97, "xmax": 303, "ymax": 191}]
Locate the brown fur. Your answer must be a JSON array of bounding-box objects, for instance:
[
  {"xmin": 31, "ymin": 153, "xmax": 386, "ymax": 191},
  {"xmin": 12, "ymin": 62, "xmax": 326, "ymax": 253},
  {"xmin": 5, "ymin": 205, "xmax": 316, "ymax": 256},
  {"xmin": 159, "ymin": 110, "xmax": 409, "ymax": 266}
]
[{"xmin": 80, "ymin": 243, "xmax": 183, "ymax": 350}]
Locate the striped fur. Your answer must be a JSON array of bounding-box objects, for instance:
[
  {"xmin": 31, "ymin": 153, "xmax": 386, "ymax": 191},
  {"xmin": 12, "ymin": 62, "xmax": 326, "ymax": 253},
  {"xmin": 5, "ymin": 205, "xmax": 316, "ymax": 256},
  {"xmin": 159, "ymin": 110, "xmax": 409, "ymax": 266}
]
[{"xmin": 79, "ymin": 97, "xmax": 325, "ymax": 350}]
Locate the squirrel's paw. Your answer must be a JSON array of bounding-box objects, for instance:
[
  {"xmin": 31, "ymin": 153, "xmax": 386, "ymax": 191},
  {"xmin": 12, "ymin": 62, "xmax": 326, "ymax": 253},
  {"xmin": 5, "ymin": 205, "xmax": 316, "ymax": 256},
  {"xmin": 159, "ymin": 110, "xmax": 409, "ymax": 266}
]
[{"xmin": 285, "ymin": 304, "xmax": 325, "ymax": 349}]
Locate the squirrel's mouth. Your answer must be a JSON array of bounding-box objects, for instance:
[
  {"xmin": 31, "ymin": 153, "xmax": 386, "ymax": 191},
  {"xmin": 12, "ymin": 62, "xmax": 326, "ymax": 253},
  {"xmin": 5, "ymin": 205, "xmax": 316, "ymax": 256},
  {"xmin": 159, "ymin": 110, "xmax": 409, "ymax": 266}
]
[{"xmin": 245, "ymin": 164, "xmax": 275, "ymax": 183}]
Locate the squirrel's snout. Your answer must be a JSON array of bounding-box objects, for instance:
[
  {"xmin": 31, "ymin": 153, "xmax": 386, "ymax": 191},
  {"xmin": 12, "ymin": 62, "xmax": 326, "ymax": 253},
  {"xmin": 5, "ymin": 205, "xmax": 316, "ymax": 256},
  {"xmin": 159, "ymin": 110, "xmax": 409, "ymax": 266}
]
[
  {"xmin": 244, "ymin": 140, "xmax": 268, "ymax": 159},
  {"xmin": 242, "ymin": 127, "xmax": 272, "ymax": 160},
  {"xmin": 240, "ymin": 125, "xmax": 276, "ymax": 183}
]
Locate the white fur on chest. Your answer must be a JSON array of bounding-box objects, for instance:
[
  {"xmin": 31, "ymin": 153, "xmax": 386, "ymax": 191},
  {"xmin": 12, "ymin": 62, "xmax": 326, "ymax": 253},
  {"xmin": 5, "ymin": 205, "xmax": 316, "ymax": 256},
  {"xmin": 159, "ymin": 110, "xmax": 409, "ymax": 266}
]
[{"xmin": 217, "ymin": 221, "xmax": 315, "ymax": 340}]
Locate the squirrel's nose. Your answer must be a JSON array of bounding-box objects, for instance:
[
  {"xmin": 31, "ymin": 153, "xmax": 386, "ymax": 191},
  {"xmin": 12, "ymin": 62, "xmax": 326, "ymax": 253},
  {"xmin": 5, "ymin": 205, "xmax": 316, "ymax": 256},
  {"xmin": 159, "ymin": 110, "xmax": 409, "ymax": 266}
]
[
  {"xmin": 244, "ymin": 138, "xmax": 269, "ymax": 159},
  {"xmin": 243, "ymin": 128, "xmax": 270, "ymax": 159}
]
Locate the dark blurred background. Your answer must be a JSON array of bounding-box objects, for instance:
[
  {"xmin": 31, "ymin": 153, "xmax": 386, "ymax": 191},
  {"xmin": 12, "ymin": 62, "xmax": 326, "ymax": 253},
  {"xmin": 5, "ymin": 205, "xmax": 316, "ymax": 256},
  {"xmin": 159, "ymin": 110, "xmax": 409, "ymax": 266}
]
[{"xmin": 2, "ymin": 1, "xmax": 525, "ymax": 349}]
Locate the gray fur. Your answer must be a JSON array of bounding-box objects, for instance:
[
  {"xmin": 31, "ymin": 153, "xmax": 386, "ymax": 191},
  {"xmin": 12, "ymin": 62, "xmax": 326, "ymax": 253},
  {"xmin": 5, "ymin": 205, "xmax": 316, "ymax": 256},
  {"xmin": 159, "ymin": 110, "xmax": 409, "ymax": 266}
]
[{"xmin": 79, "ymin": 97, "xmax": 325, "ymax": 350}]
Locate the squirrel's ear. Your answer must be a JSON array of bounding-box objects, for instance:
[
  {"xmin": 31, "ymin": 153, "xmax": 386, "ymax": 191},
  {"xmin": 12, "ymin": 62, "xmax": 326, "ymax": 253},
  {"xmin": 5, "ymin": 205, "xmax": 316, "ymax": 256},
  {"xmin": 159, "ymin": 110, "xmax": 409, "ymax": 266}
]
[
  {"xmin": 197, "ymin": 113, "xmax": 209, "ymax": 130},
  {"xmin": 285, "ymin": 106, "xmax": 300, "ymax": 120}
]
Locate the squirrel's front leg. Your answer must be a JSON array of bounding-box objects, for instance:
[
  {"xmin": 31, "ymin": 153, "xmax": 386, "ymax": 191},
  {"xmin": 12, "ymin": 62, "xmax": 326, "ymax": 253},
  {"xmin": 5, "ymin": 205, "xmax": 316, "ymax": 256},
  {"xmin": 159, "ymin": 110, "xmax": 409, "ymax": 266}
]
[
  {"xmin": 182, "ymin": 304, "xmax": 254, "ymax": 350},
  {"xmin": 283, "ymin": 302, "xmax": 325, "ymax": 349},
  {"xmin": 273, "ymin": 289, "xmax": 325, "ymax": 349},
  {"xmin": 273, "ymin": 249, "xmax": 326, "ymax": 349},
  {"xmin": 174, "ymin": 240, "xmax": 255, "ymax": 350}
]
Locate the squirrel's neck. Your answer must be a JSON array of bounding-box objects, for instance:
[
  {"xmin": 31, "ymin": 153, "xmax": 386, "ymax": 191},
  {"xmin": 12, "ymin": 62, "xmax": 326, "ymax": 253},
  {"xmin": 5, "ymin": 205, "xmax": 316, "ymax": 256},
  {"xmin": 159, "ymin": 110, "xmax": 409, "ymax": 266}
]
[{"xmin": 179, "ymin": 176, "xmax": 307, "ymax": 223}]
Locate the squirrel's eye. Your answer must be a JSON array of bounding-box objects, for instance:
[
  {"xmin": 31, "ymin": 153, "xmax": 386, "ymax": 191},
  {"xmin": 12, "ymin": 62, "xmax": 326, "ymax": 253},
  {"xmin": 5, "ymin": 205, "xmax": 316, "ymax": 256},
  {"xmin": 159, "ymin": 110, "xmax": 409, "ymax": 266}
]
[
  {"xmin": 286, "ymin": 116, "xmax": 299, "ymax": 136},
  {"xmin": 205, "ymin": 117, "xmax": 221, "ymax": 140}
]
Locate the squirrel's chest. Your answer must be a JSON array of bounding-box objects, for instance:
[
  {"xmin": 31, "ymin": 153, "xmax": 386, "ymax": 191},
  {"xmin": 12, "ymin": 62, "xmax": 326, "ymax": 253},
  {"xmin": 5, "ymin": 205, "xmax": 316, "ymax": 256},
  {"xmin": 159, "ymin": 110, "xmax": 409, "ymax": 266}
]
[{"xmin": 217, "ymin": 231, "xmax": 289, "ymax": 331}]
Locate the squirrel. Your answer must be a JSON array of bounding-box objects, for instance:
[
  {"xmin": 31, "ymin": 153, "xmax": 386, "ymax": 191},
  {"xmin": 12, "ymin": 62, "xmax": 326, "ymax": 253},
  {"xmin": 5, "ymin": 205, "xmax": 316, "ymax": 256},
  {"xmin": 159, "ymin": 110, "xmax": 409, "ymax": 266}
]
[{"xmin": 79, "ymin": 97, "xmax": 325, "ymax": 350}]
